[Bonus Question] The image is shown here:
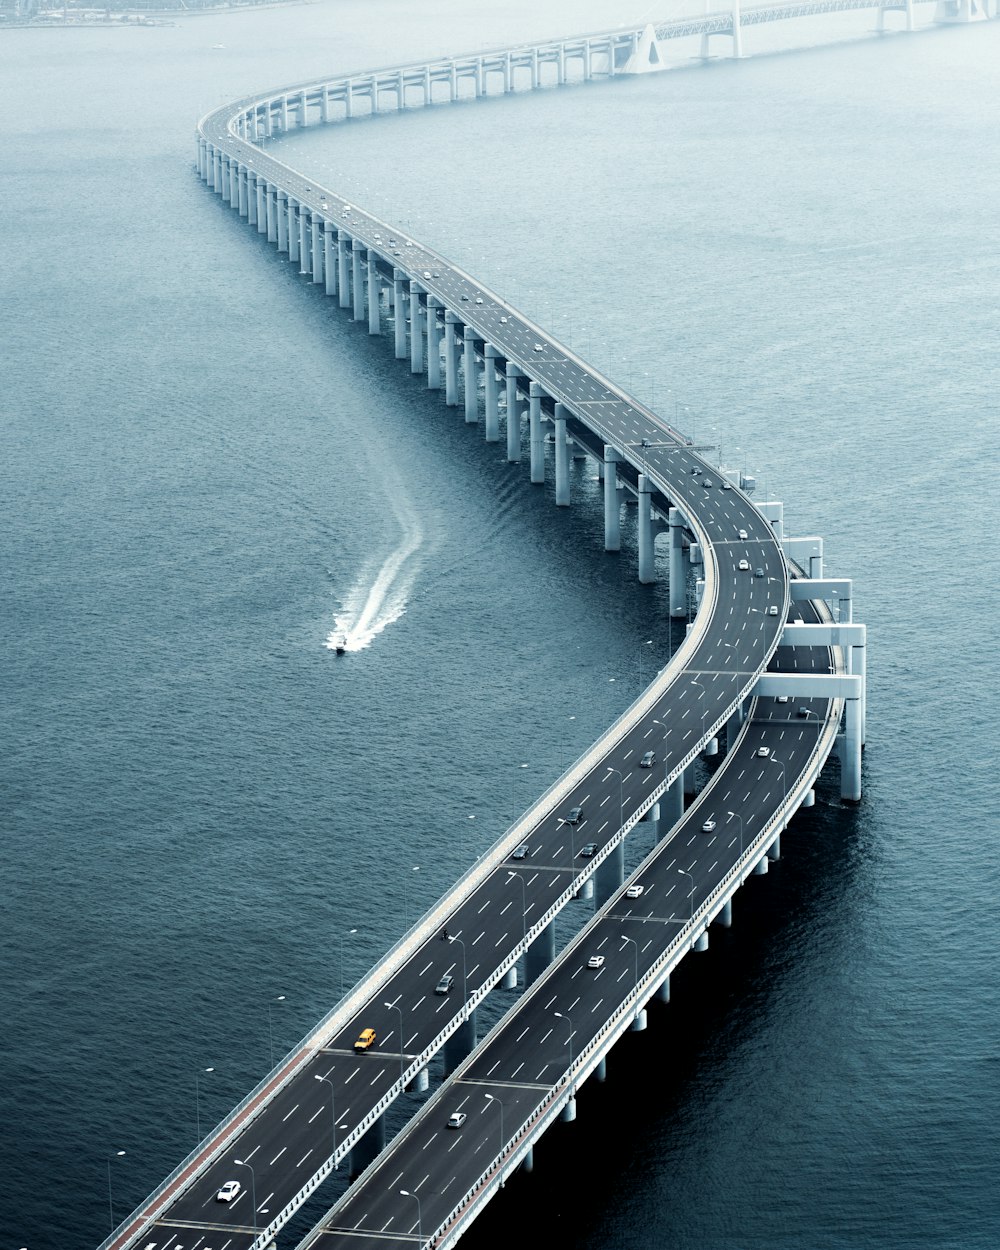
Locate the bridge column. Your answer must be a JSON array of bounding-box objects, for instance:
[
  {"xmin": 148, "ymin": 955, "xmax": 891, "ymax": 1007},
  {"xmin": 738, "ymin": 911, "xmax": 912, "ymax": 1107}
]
[
  {"xmin": 754, "ymin": 855, "xmax": 769, "ymax": 876},
  {"xmin": 368, "ymin": 251, "xmax": 381, "ymax": 334},
  {"xmin": 717, "ymin": 898, "xmax": 733, "ymax": 928},
  {"xmin": 423, "ymin": 67, "xmax": 431, "ymax": 105},
  {"xmin": 731, "ymin": 0, "xmax": 744, "ymax": 57},
  {"xmin": 345, "ymin": 80, "xmax": 353, "ymax": 119},
  {"xmin": 484, "ymin": 346, "xmax": 502, "ymax": 441},
  {"xmin": 321, "ymin": 84, "xmax": 331, "ymax": 123},
  {"xmin": 768, "ymin": 834, "xmax": 781, "ymax": 862},
  {"xmin": 530, "ymin": 48, "xmax": 539, "ymax": 89},
  {"xmin": 561, "ymin": 1095, "xmax": 577, "ymax": 1122},
  {"xmin": 594, "ymin": 841, "xmax": 624, "ymax": 908},
  {"xmin": 299, "ymin": 87, "xmax": 309, "ymax": 127},
  {"xmin": 656, "ymin": 974, "xmax": 671, "ymax": 1003},
  {"xmin": 299, "ymin": 208, "xmax": 311, "ymax": 275},
  {"xmin": 840, "ymin": 695, "xmax": 863, "ymax": 802},
  {"xmin": 604, "ymin": 446, "xmax": 622, "ymax": 550},
  {"xmin": 237, "ymin": 165, "xmax": 248, "ymax": 217},
  {"xmin": 350, "ymin": 1112, "xmax": 386, "ymax": 1177},
  {"xmin": 409, "ymin": 281, "xmax": 424, "ymax": 372},
  {"xmin": 684, "ymin": 764, "xmax": 697, "ymax": 797},
  {"xmin": 311, "ymin": 216, "xmax": 323, "ymax": 284},
  {"xmin": 228, "ymin": 157, "xmax": 238, "ymax": 206},
  {"xmin": 211, "ymin": 149, "xmax": 221, "ymax": 193},
  {"xmin": 287, "ymin": 199, "xmax": 300, "ymax": 263},
  {"xmin": 506, "ymin": 364, "xmax": 523, "ymax": 461},
  {"xmin": 526, "ymin": 918, "xmax": 555, "ymax": 985},
  {"xmin": 427, "ymin": 298, "xmax": 442, "ymax": 388},
  {"xmin": 444, "ymin": 312, "xmax": 461, "ymax": 404},
  {"xmin": 279, "ymin": 95, "xmax": 290, "ymax": 132},
  {"xmin": 503, "ymin": 51, "xmax": 513, "ymax": 93},
  {"xmin": 247, "ymin": 173, "xmax": 259, "ymax": 227},
  {"xmin": 521, "ymin": 1146, "xmax": 534, "ymax": 1173},
  {"xmin": 594, "ymin": 1056, "xmax": 607, "ymax": 1082},
  {"xmin": 463, "ymin": 328, "xmax": 479, "ymax": 422},
  {"xmin": 662, "ymin": 774, "xmax": 683, "ymax": 833},
  {"xmin": 583, "ymin": 39, "xmax": 593, "ymax": 80},
  {"xmin": 669, "ymin": 508, "xmax": 686, "ymax": 616},
  {"xmin": 694, "ymin": 930, "xmax": 709, "ymax": 952},
  {"xmin": 638, "ymin": 473, "xmax": 655, "ymax": 584},
  {"xmin": 529, "ymin": 383, "xmax": 545, "ymax": 484},
  {"xmin": 352, "ymin": 240, "xmax": 365, "ymax": 321},
  {"xmin": 324, "ymin": 222, "xmax": 337, "ymax": 296},
  {"xmin": 443, "ymin": 1010, "xmax": 478, "ymax": 1075},
  {"xmin": 265, "ymin": 184, "xmax": 277, "ymax": 243},
  {"xmin": 276, "ymin": 191, "xmax": 289, "ymax": 252},
  {"xmin": 554, "ymin": 404, "xmax": 571, "ymax": 506},
  {"xmin": 393, "ymin": 270, "xmax": 408, "ymax": 357},
  {"xmin": 338, "ymin": 233, "xmax": 351, "ymax": 309}
]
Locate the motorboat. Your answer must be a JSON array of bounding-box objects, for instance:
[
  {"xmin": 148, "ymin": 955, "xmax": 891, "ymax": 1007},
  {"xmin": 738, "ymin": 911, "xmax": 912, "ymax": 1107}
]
[{"xmin": 332, "ymin": 633, "xmax": 347, "ymax": 655}]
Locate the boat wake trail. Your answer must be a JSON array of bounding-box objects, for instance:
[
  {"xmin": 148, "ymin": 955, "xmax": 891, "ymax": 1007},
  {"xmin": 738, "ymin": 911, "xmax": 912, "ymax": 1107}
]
[{"xmin": 326, "ymin": 486, "xmax": 425, "ymax": 654}]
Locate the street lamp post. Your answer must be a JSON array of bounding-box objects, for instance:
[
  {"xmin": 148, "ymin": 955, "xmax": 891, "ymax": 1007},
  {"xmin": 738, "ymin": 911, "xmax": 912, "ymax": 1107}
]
[
  {"xmin": 233, "ymin": 1158, "xmax": 258, "ymax": 1237},
  {"xmin": 768, "ymin": 755, "xmax": 787, "ymax": 827},
  {"xmin": 107, "ymin": 1149, "xmax": 125, "ymax": 1231},
  {"xmin": 195, "ymin": 1067, "xmax": 215, "ymax": 1142},
  {"xmin": 605, "ymin": 766, "xmax": 624, "ymax": 833},
  {"xmin": 677, "ymin": 868, "xmax": 695, "ymax": 921},
  {"xmin": 399, "ymin": 1188, "xmax": 423, "ymax": 1249},
  {"xmin": 383, "ymin": 1000, "xmax": 405, "ymax": 1087},
  {"xmin": 267, "ymin": 994, "xmax": 286, "ymax": 1070},
  {"xmin": 447, "ymin": 935, "xmax": 468, "ymax": 1018},
  {"xmin": 485, "ymin": 1093, "xmax": 506, "ymax": 1187},
  {"xmin": 339, "ymin": 927, "xmax": 358, "ymax": 996},
  {"xmin": 554, "ymin": 1009, "xmax": 574, "ymax": 1075},
  {"xmin": 313, "ymin": 1073, "xmax": 342, "ymax": 1168},
  {"xmin": 727, "ymin": 810, "xmax": 744, "ymax": 860},
  {"xmin": 557, "ymin": 818, "xmax": 576, "ymax": 880},
  {"xmin": 507, "ymin": 871, "xmax": 527, "ymax": 971},
  {"xmin": 620, "ymin": 935, "xmax": 639, "ymax": 1010},
  {"xmin": 638, "ymin": 637, "xmax": 653, "ymax": 689},
  {"xmin": 403, "ymin": 865, "xmax": 420, "ymax": 929}
]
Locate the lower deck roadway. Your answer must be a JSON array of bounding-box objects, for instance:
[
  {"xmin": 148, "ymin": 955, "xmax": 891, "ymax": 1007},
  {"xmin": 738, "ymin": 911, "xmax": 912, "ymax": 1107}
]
[{"xmin": 297, "ymin": 601, "xmax": 837, "ymax": 1250}]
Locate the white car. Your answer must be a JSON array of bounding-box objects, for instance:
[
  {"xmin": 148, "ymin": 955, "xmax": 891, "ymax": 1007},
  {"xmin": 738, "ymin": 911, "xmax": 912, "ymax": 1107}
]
[
  {"xmin": 447, "ymin": 1112, "xmax": 467, "ymax": 1129},
  {"xmin": 769, "ymin": 605, "xmax": 779, "ymax": 616},
  {"xmin": 587, "ymin": 955, "xmax": 605, "ymax": 969},
  {"xmin": 217, "ymin": 1180, "xmax": 241, "ymax": 1203},
  {"xmin": 757, "ymin": 746, "xmax": 770, "ymax": 757},
  {"xmin": 701, "ymin": 819, "xmax": 716, "ymax": 833},
  {"xmin": 625, "ymin": 885, "xmax": 644, "ymax": 899},
  {"xmin": 738, "ymin": 559, "xmax": 750, "ymax": 571},
  {"xmin": 533, "ymin": 343, "xmax": 544, "ymax": 352}
]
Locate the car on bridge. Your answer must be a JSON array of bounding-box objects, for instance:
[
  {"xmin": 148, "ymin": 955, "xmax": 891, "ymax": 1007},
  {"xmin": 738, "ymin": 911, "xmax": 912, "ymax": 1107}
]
[
  {"xmin": 587, "ymin": 955, "xmax": 605, "ymax": 969},
  {"xmin": 217, "ymin": 1180, "xmax": 241, "ymax": 1203},
  {"xmin": 625, "ymin": 885, "xmax": 644, "ymax": 899},
  {"xmin": 354, "ymin": 1028, "xmax": 377, "ymax": 1052},
  {"xmin": 580, "ymin": 842, "xmax": 598, "ymax": 857},
  {"xmin": 447, "ymin": 1112, "xmax": 467, "ymax": 1129},
  {"xmin": 435, "ymin": 974, "xmax": 454, "ymax": 995},
  {"xmin": 511, "ymin": 843, "xmax": 530, "ymax": 860},
  {"xmin": 739, "ymin": 559, "xmax": 750, "ymax": 571},
  {"xmin": 639, "ymin": 750, "xmax": 655, "ymax": 768},
  {"xmin": 701, "ymin": 818, "xmax": 716, "ymax": 833},
  {"xmin": 566, "ymin": 806, "xmax": 583, "ymax": 825}
]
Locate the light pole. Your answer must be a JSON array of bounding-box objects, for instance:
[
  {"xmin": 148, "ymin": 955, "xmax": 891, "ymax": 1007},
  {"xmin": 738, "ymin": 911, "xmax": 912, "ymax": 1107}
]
[
  {"xmin": 195, "ymin": 1067, "xmax": 215, "ymax": 1142},
  {"xmin": 677, "ymin": 868, "xmax": 695, "ymax": 921},
  {"xmin": 267, "ymin": 994, "xmax": 286, "ymax": 1069},
  {"xmin": 638, "ymin": 637, "xmax": 653, "ymax": 689},
  {"xmin": 554, "ymin": 1009, "xmax": 574, "ymax": 1074},
  {"xmin": 383, "ymin": 1000, "xmax": 405, "ymax": 1087},
  {"xmin": 557, "ymin": 818, "xmax": 576, "ymax": 878},
  {"xmin": 507, "ymin": 871, "xmax": 527, "ymax": 971},
  {"xmin": 652, "ymin": 717, "xmax": 670, "ymax": 778},
  {"xmin": 605, "ymin": 766, "xmax": 624, "ymax": 833},
  {"xmin": 233, "ymin": 1158, "xmax": 257, "ymax": 1237},
  {"xmin": 447, "ymin": 936, "xmax": 467, "ymax": 1018},
  {"xmin": 399, "ymin": 1188, "xmax": 423, "ymax": 1249},
  {"xmin": 768, "ymin": 755, "xmax": 787, "ymax": 827},
  {"xmin": 107, "ymin": 1149, "xmax": 125, "ymax": 1231},
  {"xmin": 339, "ymin": 927, "xmax": 358, "ymax": 996},
  {"xmin": 314, "ymin": 1073, "xmax": 343, "ymax": 1168},
  {"xmin": 403, "ymin": 865, "xmax": 420, "ymax": 929},
  {"xmin": 727, "ymin": 810, "xmax": 744, "ymax": 860},
  {"xmin": 485, "ymin": 1093, "xmax": 506, "ymax": 1187}
]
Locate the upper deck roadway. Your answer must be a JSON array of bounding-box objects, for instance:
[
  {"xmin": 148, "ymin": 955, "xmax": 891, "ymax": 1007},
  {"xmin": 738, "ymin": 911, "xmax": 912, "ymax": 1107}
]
[{"xmin": 102, "ymin": 16, "xmax": 852, "ymax": 1250}]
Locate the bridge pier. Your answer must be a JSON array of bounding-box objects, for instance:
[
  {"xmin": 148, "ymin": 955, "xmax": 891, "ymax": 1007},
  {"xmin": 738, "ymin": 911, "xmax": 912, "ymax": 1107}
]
[
  {"xmin": 554, "ymin": 404, "xmax": 570, "ymax": 505},
  {"xmin": 287, "ymin": 199, "xmax": 300, "ymax": 264},
  {"xmin": 670, "ymin": 509, "xmax": 690, "ymax": 605},
  {"xmin": 463, "ymin": 328, "xmax": 479, "ymax": 422},
  {"xmin": 266, "ymin": 184, "xmax": 277, "ymax": 244},
  {"xmin": 484, "ymin": 347, "xmax": 502, "ymax": 441},
  {"xmin": 276, "ymin": 191, "xmax": 288, "ymax": 252},
  {"xmin": 631, "ymin": 1008, "xmax": 648, "ymax": 1032},
  {"xmin": 312, "ymin": 217, "xmax": 323, "ymax": 284},
  {"xmin": 662, "ymin": 774, "xmax": 684, "ymax": 831},
  {"xmin": 594, "ymin": 1056, "xmax": 607, "ymax": 1082},
  {"xmin": 768, "ymin": 834, "xmax": 781, "ymax": 861},
  {"xmin": 506, "ymin": 365, "xmax": 523, "ymax": 461},
  {"xmin": 637, "ymin": 474, "xmax": 655, "ymax": 583},
  {"xmin": 350, "ymin": 1112, "xmax": 386, "ymax": 1177},
  {"xmin": 604, "ymin": 446, "xmax": 622, "ymax": 551},
  {"xmin": 529, "ymin": 383, "xmax": 545, "ymax": 483},
  {"xmin": 526, "ymin": 918, "xmax": 556, "ymax": 984},
  {"xmin": 444, "ymin": 312, "xmax": 460, "ymax": 405},
  {"xmin": 368, "ymin": 252, "xmax": 381, "ymax": 334},
  {"xmin": 338, "ymin": 234, "xmax": 351, "ymax": 309},
  {"xmin": 717, "ymin": 898, "xmax": 733, "ymax": 928},
  {"xmin": 656, "ymin": 974, "xmax": 671, "ymax": 1003},
  {"xmin": 410, "ymin": 282, "xmax": 424, "ymax": 372},
  {"xmin": 393, "ymin": 270, "xmax": 408, "ymax": 358},
  {"xmin": 352, "ymin": 240, "xmax": 365, "ymax": 321},
  {"xmin": 427, "ymin": 298, "xmax": 442, "ymax": 389},
  {"xmin": 594, "ymin": 840, "xmax": 624, "ymax": 907},
  {"xmin": 560, "ymin": 1095, "xmax": 577, "ymax": 1122},
  {"xmin": 323, "ymin": 222, "xmax": 337, "ymax": 295},
  {"xmin": 694, "ymin": 929, "xmax": 709, "ymax": 952},
  {"xmin": 443, "ymin": 1010, "xmax": 478, "ymax": 1075},
  {"xmin": 255, "ymin": 176, "xmax": 266, "ymax": 233},
  {"xmin": 299, "ymin": 208, "xmax": 311, "ymax": 276}
]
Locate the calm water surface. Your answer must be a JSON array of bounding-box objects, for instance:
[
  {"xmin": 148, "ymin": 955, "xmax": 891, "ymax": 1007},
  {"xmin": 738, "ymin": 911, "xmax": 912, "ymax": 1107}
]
[{"xmin": 2, "ymin": 3, "xmax": 998, "ymax": 1247}]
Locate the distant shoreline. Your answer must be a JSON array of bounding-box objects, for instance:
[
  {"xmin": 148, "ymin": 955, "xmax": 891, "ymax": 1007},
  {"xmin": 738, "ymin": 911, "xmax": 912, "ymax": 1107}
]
[{"xmin": 2, "ymin": 0, "xmax": 315, "ymax": 28}]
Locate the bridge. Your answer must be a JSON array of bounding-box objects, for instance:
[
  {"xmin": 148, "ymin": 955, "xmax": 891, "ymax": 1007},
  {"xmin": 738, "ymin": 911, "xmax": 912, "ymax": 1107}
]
[{"xmin": 85, "ymin": 6, "xmax": 987, "ymax": 1246}]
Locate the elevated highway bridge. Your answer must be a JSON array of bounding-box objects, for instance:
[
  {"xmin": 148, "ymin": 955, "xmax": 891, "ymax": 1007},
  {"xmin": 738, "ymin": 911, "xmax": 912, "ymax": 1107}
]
[{"xmin": 85, "ymin": 7, "xmax": 935, "ymax": 1247}]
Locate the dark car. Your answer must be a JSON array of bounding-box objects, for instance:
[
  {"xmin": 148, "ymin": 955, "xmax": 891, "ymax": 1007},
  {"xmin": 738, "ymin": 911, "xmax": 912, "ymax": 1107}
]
[
  {"xmin": 580, "ymin": 842, "xmax": 598, "ymax": 858},
  {"xmin": 566, "ymin": 806, "xmax": 583, "ymax": 825}
]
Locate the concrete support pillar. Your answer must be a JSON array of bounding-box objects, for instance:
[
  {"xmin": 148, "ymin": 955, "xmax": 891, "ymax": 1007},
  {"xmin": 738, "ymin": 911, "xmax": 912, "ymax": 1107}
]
[
  {"xmin": 669, "ymin": 507, "xmax": 686, "ymax": 616},
  {"xmin": 656, "ymin": 974, "xmax": 671, "ymax": 1003},
  {"xmin": 631, "ymin": 1009, "xmax": 648, "ymax": 1032},
  {"xmin": 311, "ymin": 218, "xmax": 323, "ymax": 284},
  {"xmin": 299, "ymin": 87, "xmax": 309, "ymax": 127},
  {"xmin": 393, "ymin": 271, "xmax": 408, "ymax": 358},
  {"xmin": 213, "ymin": 151, "xmax": 222, "ymax": 194},
  {"xmin": 276, "ymin": 192, "xmax": 288, "ymax": 252},
  {"xmin": 237, "ymin": 166, "xmax": 248, "ymax": 217},
  {"xmin": 840, "ymin": 697, "xmax": 862, "ymax": 802},
  {"xmin": 577, "ymin": 877, "xmax": 594, "ymax": 902},
  {"xmin": 408, "ymin": 1066, "xmax": 429, "ymax": 1094},
  {"xmin": 594, "ymin": 1056, "xmax": 607, "ymax": 1082},
  {"xmin": 484, "ymin": 346, "xmax": 501, "ymax": 441},
  {"xmin": 529, "ymin": 383, "xmax": 545, "ymax": 484},
  {"xmin": 321, "ymin": 85, "xmax": 331, "ymax": 123},
  {"xmin": 638, "ymin": 473, "xmax": 655, "ymax": 584},
  {"xmin": 344, "ymin": 80, "xmax": 353, "ymax": 119},
  {"xmin": 280, "ymin": 95, "xmax": 290, "ymax": 132},
  {"xmin": 753, "ymin": 856, "xmax": 769, "ymax": 876},
  {"xmin": 604, "ymin": 446, "xmax": 622, "ymax": 550},
  {"xmin": 287, "ymin": 200, "xmax": 300, "ymax": 263},
  {"xmin": 506, "ymin": 365, "xmax": 523, "ymax": 461},
  {"xmin": 594, "ymin": 841, "xmax": 624, "ymax": 908},
  {"xmin": 443, "ymin": 1011, "xmax": 478, "ymax": 1076},
  {"xmin": 338, "ymin": 234, "xmax": 351, "ymax": 309},
  {"xmin": 427, "ymin": 298, "xmax": 442, "ymax": 389},
  {"xmin": 554, "ymin": 404, "xmax": 570, "ymax": 506},
  {"xmin": 370, "ymin": 75, "xmax": 379, "ymax": 113},
  {"xmin": 683, "ymin": 764, "xmax": 697, "ymax": 797},
  {"xmin": 266, "ymin": 185, "xmax": 277, "ymax": 244},
  {"xmin": 561, "ymin": 1096, "xmax": 577, "ymax": 1123},
  {"xmin": 501, "ymin": 965, "xmax": 517, "ymax": 990},
  {"xmin": 350, "ymin": 1111, "xmax": 386, "ymax": 1176},
  {"xmin": 694, "ymin": 930, "xmax": 709, "ymax": 952},
  {"xmin": 227, "ymin": 158, "xmax": 238, "ymax": 205},
  {"xmin": 640, "ymin": 801, "xmax": 660, "ymax": 840},
  {"xmin": 463, "ymin": 328, "xmax": 478, "ymax": 422},
  {"xmin": 368, "ymin": 252, "xmax": 381, "ymax": 334},
  {"xmin": 522, "ymin": 1146, "xmax": 534, "ymax": 1173},
  {"xmin": 662, "ymin": 775, "xmax": 683, "ymax": 832},
  {"xmin": 444, "ymin": 312, "xmax": 460, "ymax": 405},
  {"xmin": 246, "ymin": 174, "xmax": 258, "ymax": 227},
  {"xmin": 717, "ymin": 898, "xmax": 733, "ymax": 928},
  {"xmin": 352, "ymin": 240, "xmax": 365, "ymax": 321},
  {"xmin": 324, "ymin": 223, "xmax": 337, "ymax": 296},
  {"xmin": 584, "ymin": 39, "xmax": 593, "ymax": 79},
  {"xmin": 299, "ymin": 209, "xmax": 310, "ymax": 275},
  {"xmin": 768, "ymin": 834, "xmax": 781, "ymax": 861},
  {"xmin": 802, "ymin": 789, "xmax": 816, "ymax": 808},
  {"xmin": 410, "ymin": 282, "xmax": 424, "ymax": 372},
  {"xmin": 525, "ymin": 918, "xmax": 555, "ymax": 985}
]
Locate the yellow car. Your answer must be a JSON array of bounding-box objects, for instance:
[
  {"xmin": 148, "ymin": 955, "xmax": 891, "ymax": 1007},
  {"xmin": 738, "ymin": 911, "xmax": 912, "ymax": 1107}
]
[{"xmin": 354, "ymin": 1027, "xmax": 377, "ymax": 1052}]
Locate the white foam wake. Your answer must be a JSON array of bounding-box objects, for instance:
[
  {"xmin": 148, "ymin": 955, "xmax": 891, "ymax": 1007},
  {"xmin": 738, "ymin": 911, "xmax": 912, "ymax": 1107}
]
[{"xmin": 325, "ymin": 488, "xmax": 425, "ymax": 654}]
